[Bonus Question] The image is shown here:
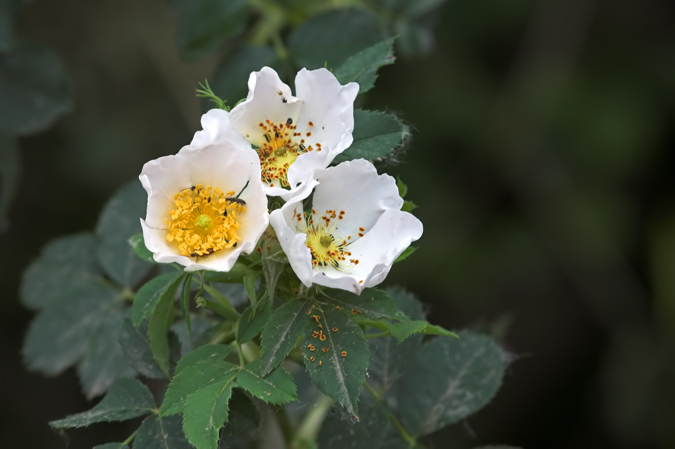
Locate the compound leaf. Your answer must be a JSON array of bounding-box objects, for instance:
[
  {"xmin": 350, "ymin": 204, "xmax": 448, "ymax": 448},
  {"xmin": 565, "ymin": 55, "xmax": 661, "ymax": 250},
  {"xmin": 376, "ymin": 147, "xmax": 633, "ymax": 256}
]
[
  {"xmin": 237, "ymin": 360, "xmax": 297, "ymax": 405},
  {"xmin": 50, "ymin": 378, "xmax": 155, "ymax": 429}
]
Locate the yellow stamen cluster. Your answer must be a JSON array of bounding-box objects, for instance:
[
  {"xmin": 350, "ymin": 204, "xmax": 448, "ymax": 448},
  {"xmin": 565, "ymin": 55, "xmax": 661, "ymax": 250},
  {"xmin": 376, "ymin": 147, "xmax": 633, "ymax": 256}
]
[
  {"xmin": 166, "ymin": 184, "xmax": 246, "ymax": 258},
  {"xmin": 294, "ymin": 207, "xmax": 361, "ymax": 271},
  {"xmin": 257, "ymin": 118, "xmax": 321, "ymax": 188}
]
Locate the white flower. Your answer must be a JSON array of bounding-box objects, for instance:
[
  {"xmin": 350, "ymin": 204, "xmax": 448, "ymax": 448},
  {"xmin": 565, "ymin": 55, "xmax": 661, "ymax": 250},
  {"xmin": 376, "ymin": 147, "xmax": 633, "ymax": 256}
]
[
  {"xmin": 140, "ymin": 110, "xmax": 269, "ymax": 272},
  {"xmin": 270, "ymin": 159, "xmax": 423, "ymax": 294},
  {"xmin": 229, "ymin": 66, "xmax": 359, "ymax": 200}
]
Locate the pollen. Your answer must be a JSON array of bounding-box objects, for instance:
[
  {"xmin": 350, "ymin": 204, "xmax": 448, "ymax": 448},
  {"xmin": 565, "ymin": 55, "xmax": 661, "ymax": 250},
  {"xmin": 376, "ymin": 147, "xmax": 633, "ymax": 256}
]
[
  {"xmin": 165, "ymin": 184, "xmax": 245, "ymax": 258},
  {"xmin": 256, "ymin": 118, "xmax": 322, "ymax": 188},
  {"xmin": 297, "ymin": 207, "xmax": 364, "ymax": 273}
]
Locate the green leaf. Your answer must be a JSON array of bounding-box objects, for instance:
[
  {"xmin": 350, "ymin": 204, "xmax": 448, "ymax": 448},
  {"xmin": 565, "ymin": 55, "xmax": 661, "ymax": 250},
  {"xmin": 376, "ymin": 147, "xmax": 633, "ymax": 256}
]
[
  {"xmin": 334, "ymin": 37, "xmax": 396, "ymax": 93},
  {"xmin": 148, "ymin": 280, "xmax": 181, "ymax": 377},
  {"xmin": 160, "ymin": 358, "xmax": 239, "ymax": 416},
  {"xmin": 288, "ymin": 8, "xmax": 387, "ymax": 69},
  {"xmin": 171, "ymin": 0, "xmax": 250, "ymax": 60},
  {"xmin": 0, "ymin": 42, "xmax": 71, "ymax": 135},
  {"xmin": 134, "ymin": 415, "xmax": 192, "ymax": 449},
  {"xmin": 23, "ymin": 283, "xmax": 123, "ymax": 376},
  {"xmin": 401, "ymin": 200, "xmax": 417, "ymax": 212},
  {"xmin": 259, "ymin": 299, "xmax": 311, "ymax": 376},
  {"xmin": 182, "ymin": 378, "xmax": 236, "ymax": 449},
  {"xmin": 394, "ymin": 246, "xmax": 416, "ymax": 263},
  {"xmin": 318, "ymin": 401, "xmax": 391, "ymax": 449},
  {"xmin": 20, "ymin": 233, "xmax": 101, "ymax": 310},
  {"xmin": 94, "ymin": 444, "xmax": 128, "ymax": 449},
  {"xmin": 322, "ymin": 288, "xmax": 404, "ymax": 321},
  {"xmin": 132, "ymin": 272, "xmax": 184, "ymax": 327},
  {"xmin": 394, "ymin": 332, "xmax": 506, "ymax": 437},
  {"xmin": 76, "ymin": 310, "xmax": 135, "ymax": 398},
  {"xmin": 0, "ymin": 0, "xmax": 21, "ymax": 52},
  {"xmin": 220, "ymin": 390, "xmax": 261, "ymax": 448},
  {"xmin": 261, "ymin": 237, "xmax": 285, "ymax": 303},
  {"xmin": 211, "ymin": 45, "xmax": 277, "ymax": 106},
  {"xmin": 0, "ymin": 134, "xmax": 19, "ymax": 228},
  {"xmin": 203, "ymin": 262, "xmax": 257, "ymax": 283},
  {"xmin": 201, "ymin": 283, "xmax": 240, "ymax": 322},
  {"xmin": 386, "ymin": 286, "xmax": 425, "ymax": 320},
  {"xmin": 302, "ymin": 304, "xmax": 370, "ymax": 417},
  {"xmin": 333, "ymin": 109, "xmax": 410, "ymax": 164},
  {"xmin": 368, "ymin": 331, "xmax": 418, "ymax": 396},
  {"xmin": 243, "ymin": 273, "xmax": 257, "ymax": 308},
  {"xmin": 175, "ymin": 343, "xmax": 232, "ymax": 375},
  {"xmin": 237, "ymin": 301, "xmax": 272, "ymax": 344},
  {"xmin": 180, "ymin": 273, "xmax": 193, "ymax": 335},
  {"xmin": 50, "ymin": 378, "xmax": 155, "ymax": 428},
  {"xmin": 119, "ymin": 318, "xmax": 170, "ymax": 379},
  {"xmin": 396, "ymin": 176, "xmax": 408, "ymax": 198},
  {"xmin": 95, "ymin": 181, "xmax": 153, "ymax": 287},
  {"xmin": 237, "ymin": 360, "xmax": 297, "ymax": 405},
  {"xmin": 384, "ymin": 320, "xmax": 457, "ymax": 343},
  {"xmin": 128, "ymin": 233, "xmax": 155, "ymax": 263}
]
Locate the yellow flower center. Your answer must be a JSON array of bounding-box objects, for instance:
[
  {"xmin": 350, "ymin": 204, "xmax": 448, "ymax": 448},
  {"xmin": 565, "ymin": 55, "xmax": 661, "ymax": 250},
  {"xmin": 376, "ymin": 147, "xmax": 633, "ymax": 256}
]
[
  {"xmin": 166, "ymin": 184, "xmax": 246, "ymax": 258},
  {"xmin": 257, "ymin": 118, "xmax": 322, "ymax": 188},
  {"xmin": 294, "ymin": 207, "xmax": 362, "ymax": 271}
]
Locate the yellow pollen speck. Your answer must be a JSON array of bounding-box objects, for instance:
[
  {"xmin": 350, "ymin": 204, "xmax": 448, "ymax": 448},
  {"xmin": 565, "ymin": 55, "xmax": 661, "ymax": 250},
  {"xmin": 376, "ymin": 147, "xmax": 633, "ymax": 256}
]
[
  {"xmin": 165, "ymin": 184, "xmax": 246, "ymax": 258},
  {"xmin": 297, "ymin": 207, "xmax": 362, "ymax": 272},
  {"xmin": 256, "ymin": 119, "xmax": 322, "ymax": 188}
]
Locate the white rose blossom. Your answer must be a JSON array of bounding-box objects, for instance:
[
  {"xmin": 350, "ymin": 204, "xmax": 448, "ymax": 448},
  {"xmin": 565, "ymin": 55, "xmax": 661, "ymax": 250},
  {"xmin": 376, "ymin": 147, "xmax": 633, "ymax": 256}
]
[
  {"xmin": 270, "ymin": 159, "xmax": 423, "ymax": 294},
  {"xmin": 229, "ymin": 66, "xmax": 359, "ymax": 200},
  {"xmin": 140, "ymin": 110, "xmax": 269, "ymax": 272}
]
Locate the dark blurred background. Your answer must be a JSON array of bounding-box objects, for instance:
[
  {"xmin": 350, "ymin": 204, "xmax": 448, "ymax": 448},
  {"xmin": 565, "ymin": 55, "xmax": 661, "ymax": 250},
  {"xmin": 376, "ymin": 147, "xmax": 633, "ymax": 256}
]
[{"xmin": 2, "ymin": 0, "xmax": 674, "ymax": 448}]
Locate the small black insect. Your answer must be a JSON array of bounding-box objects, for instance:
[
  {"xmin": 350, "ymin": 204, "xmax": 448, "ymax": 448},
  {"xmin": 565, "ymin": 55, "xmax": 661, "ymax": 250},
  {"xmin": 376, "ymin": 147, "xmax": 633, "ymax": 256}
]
[
  {"xmin": 226, "ymin": 197, "xmax": 246, "ymax": 206},
  {"xmin": 286, "ymin": 118, "xmax": 293, "ymax": 125}
]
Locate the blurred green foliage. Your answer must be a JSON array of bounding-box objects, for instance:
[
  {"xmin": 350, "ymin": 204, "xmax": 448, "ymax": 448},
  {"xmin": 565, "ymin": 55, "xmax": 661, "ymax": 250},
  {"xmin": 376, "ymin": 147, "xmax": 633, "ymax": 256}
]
[{"xmin": 1, "ymin": 0, "xmax": 675, "ymax": 448}]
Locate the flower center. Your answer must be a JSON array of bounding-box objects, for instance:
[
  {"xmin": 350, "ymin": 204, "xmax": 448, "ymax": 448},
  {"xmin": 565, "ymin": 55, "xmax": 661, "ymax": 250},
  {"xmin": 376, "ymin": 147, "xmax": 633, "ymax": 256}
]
[
  {"xmin": 257, "ymin": 118, "xmax": 322, "ymax": 188},
  {"xmin": 166, "ymin": 184, "xmax": 246, "ymax": 258},
  {"xmin": 295, "ymin": 207, "xmax": 361, "ymax": 271}
]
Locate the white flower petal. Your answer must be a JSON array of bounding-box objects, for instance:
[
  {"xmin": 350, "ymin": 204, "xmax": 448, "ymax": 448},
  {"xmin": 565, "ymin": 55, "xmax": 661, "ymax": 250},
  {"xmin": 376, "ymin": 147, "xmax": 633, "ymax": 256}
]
[
  {"xmin": 191, "ymin": 108, "xmax": 251, "ymax": 149},
  {"xmin": 140, "ymin": 134, "xmax": 269, "ymax": 272},
  {"xmin": 312, "ymin": 159, "xmax": 403, "ymax": 235},
  {"xmin": 270, "ymin": 160, "xmax": 422, "ymax": 294},
  {"xmin": 294, "ymin": 68, "xmax": 358, "ymax": 157},
  {"xmin": 229, "ymin": 67, "xmax": 303, "ymax": 147}
]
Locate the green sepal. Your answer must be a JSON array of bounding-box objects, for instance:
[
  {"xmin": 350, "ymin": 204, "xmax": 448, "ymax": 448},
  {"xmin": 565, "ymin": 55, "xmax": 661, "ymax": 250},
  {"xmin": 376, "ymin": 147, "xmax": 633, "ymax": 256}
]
[
  {"xmin": 237, "ymin": 360, "xmax": 297, "ymax": 405},
  {"xmin": 394, "ymin": 246, "xmax": 416, "ymax": 264},
  {"xmin": 401, "ymin": 200, "xmax": 417, "ymax": 212},
  {"xmin": 49, "ymin": 378, "xmax": 155, "ymax": 429}
]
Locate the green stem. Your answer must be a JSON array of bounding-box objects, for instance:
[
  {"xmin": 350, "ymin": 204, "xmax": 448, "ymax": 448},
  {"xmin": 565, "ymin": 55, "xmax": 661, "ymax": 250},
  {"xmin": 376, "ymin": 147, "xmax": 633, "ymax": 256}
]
[
  {"xmin": 363, "ymin": 381, "xmax": 381, "ymax": 399},
  {"xmin": 122, "ymin": 429, "xmax": 138, "ymax": 446},
  {"xmin": 276, "ymin": 406, "xmax": 295, "ymax": 447},
  {"xmin": 389, "ymin": 413, "xmax": 417, "ymax": 448},
  {"xmin": 365, "ymin": 331, "xmax": 391, "ymax": 339},
  {"xmin": 295, "ymin": 394, "xmax": 334, "ymax": 444}
]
